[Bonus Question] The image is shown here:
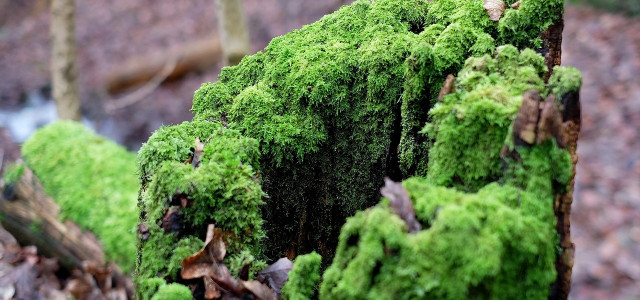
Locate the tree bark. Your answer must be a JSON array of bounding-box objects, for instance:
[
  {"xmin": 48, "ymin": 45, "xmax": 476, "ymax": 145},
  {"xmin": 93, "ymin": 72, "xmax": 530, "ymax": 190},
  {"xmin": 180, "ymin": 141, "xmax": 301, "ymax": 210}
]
[
  {"xmin": 215, "ymin": 0, "xmax": 251, "ymax": 66},
  {"xmin": 0, "ymin": 167, "xmax": 105, "ymax": 271},
  {"xmin": 51, "ymin": 0, "xmax": 81, "ymax": 121}
]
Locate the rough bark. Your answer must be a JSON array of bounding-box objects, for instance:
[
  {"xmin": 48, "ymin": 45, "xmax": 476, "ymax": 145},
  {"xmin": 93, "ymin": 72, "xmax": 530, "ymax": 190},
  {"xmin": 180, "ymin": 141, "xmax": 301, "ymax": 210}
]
[
  {"xmin": 214, "ymin": 0, "xmax": 251, "ymax": 66},
  {"xmin": 50, "ymin": 0, "xmax": 82, "ymax": 121},
  {"xmin": 105, "ymin": 36, "xmax": 222, "ymax": 95},
  {"xmin": 542, "ymin": 11, "xmax": 578, "ymax": 300},
  {"xmin": 0, "ymin": 167, "xmax": 105, "ymax": 271}
]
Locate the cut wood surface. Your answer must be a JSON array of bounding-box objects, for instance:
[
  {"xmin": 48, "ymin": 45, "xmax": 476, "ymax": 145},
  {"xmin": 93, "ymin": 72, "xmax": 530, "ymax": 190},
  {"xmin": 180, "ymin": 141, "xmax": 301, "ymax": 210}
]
[
  {"xmin": 105, "ymin": 36, "xmax": 222, "ymax": 94},
  {"xmin": 0, "ymin": 167, "xmax": 105, "ymax": 271}
]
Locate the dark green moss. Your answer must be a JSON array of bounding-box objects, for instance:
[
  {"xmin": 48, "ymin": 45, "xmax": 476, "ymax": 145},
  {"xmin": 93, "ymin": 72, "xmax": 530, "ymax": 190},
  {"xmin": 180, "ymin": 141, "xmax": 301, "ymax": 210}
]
[
  {"xmin": 282, "ymin": 252, "xmax": 322, "ymax": 300},
  {"xmin": 21, "ymin": 121, "xmax": 138, "ymax": 272}
]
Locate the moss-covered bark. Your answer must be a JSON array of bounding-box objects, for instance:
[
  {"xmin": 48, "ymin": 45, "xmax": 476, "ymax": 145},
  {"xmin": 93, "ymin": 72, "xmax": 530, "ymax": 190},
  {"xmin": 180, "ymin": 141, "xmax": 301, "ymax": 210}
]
[
  {"xmin": 21, "ymin": 121, "xmax": 139, "ymax": 272},
  {"xmin": 318, "ymin": 48, "xmax": 581, "ymax": 299},
  {"xmin": 136, "ymin": 0, "xmax": 576, "ymax": 298}
]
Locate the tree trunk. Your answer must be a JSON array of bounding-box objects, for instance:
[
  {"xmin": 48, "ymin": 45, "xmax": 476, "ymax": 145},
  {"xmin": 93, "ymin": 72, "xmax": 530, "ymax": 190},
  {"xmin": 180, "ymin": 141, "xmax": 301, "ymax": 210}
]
[
  {"xmin": 51, "ymin": 0, "xmax": 81, "ymax": 121},
  {"xmin": 215, "ymin": 0, "xmax": 251, "ymax": 66}
]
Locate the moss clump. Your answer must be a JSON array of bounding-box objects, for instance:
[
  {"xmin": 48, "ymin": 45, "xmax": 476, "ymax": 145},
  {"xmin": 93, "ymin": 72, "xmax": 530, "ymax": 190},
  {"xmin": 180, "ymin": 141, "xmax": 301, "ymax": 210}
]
[
  {"xmin": 151, "ymin": 283, "xmax": 193, "ymax": 300},
  {"xmin": 2, "ymin": 162, "xmax": 24, "ymax": 185},
  {"xmin": 319, "ymin": 46, "xmax": 581, "ymax": 299},
  {"xmin": 188, "ymin": 0, "xmax": 564, "ymax": 259},
  {"xmin": 21, "ymin": 121, "xmax": 138, "ymax": 272},
  {"xmin": 136, "ymin": 121, "xmax": 266, "ymax": 298},
  {"xmin": 282, "ymin": 252, "xmax": 322, "ymax": 300},
  {"xmin": 320, "ymin": 161, "xmax": 567, "ymax": 299},
  {"xmin": 423, "ymin": 46, "xmax": 581, "ymax": 193}
]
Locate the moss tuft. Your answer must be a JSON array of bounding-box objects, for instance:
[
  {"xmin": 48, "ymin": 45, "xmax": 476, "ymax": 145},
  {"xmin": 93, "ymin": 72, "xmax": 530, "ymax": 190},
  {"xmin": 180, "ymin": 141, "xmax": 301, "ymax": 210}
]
[
  {"xmin": 282, "ymin": 252, "xmax": 322, "ymax": 300},
  {"xmin": 2, "ymin": 162, "xmax": 24, "ymax": 185},
  {"xmin": 151, "ymin": 283, "xmax": 193, "ymax": 300},
  {"xmin": 136, "ymin": 121, "xmax": 265, "ymax": 298},
  {"xmin": 21, "ymin": 121, "xmax": 138, "ymax": 272}
]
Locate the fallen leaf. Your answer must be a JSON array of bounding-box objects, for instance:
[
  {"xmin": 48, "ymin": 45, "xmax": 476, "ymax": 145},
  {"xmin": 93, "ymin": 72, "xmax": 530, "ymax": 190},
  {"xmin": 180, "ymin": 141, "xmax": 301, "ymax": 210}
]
[
  {"xmin": 203, "ymin": 276, "xmax": 221, "ymax": 299},
  {"xmin": 484, "ymin": 0, "xmax": 506, "ymax": 21},
  {"xmin": 257, "ymin": 257, "xmax": 293, "ymax": 295},
  {"xmin": 241, "ymin": 280, "xmax": 277, "ymax": 300},
  {"xmin": 380, "ymin": 177, "xmax": 422, "ymax": 233},
  {"xmin": 511, "ymin": 0, "xmax": 521, "ymax": 9}
]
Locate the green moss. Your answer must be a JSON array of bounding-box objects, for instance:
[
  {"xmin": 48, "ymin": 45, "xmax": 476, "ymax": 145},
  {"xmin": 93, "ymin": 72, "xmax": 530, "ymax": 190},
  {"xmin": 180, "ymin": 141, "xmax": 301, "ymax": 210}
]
[
  {"xmin": 548, "ymin": 66, "xmax": 583, "ymax": 100},
  {"xmin": 282, "ymin": 252, "xmax": 322, "ymax": 300},
  {"xmin": 136, "ymin": 121, "xmax": 265, "ymax": 298},
  {"xmin": 2, "ymin": 162, "xmax": 24, "ymax": 184},
  {"xmin": 21, "ymin": 121, "xmax": 138, "ymax": 272},
  {"xmin": 422, "ymin": 46, "xmax": 547, "ymax": 192},
  {"xmin": 151, "ymin": 283, "xmax": 193, "ymax": 300},
  {"xmin": 186, "ymin": 0, "xmax": 565, "ymax": 260},
  {"xmin": 320, "ymin": 140, "xmax": 572, "ymax": 299}
]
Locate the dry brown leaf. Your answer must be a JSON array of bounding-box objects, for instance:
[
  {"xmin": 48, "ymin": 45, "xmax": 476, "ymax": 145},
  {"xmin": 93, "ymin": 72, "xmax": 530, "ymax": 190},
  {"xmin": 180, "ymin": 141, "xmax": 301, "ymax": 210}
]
[
  {"xmin": 380, "ymin": 178, "xmax": 421, "ymax": 233},
  {"xmin": 511, "ymin": 0, "xmax": 521, "ymax": 9},
  {"xmin": 484, "ymin": 0, "xmax": 506, "ymax": 21},
  {"xmin": 241, "ymin": 280, "xmax": 277, "ymax": 300},
  {"xmin": 257, "ymin": 257, "xmax": 293, "ymax": 295},
  {"xmin": 203, "ymin": 276, "xmax": 221, "ymax": 299}
]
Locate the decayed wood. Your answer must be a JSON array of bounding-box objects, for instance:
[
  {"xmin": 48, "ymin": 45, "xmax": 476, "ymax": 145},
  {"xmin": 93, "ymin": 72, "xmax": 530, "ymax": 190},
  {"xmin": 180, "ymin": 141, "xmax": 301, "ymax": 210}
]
[
  {"xmin": 105, "ymin": 36, "xmax": 222, "ymax": 94},
  {"xmin": 51, "ymin": 0, "xmax": 82, "ymax": 121},
  {"xmin": 0, "ymin": 167, "xmax": 105, "ymax": 270},
  {"xmin": 542, "ymin": 15, "xmax": 564, "ymax": 82}
]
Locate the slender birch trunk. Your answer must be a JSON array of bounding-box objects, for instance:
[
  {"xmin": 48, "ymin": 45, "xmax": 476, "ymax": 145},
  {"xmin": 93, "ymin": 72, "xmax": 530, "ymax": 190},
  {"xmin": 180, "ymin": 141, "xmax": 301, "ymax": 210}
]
[
  {"xmin": 215, "ymin": 0, "xmax": 251, "ymax": 66},
  {"xmin": 51, "ymin": 0, "xmax": 81, "ymax": 121}
]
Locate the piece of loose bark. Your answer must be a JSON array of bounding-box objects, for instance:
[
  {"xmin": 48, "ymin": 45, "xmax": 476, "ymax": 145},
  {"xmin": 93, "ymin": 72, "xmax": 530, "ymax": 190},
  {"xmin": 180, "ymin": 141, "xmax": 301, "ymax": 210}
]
[{"xmin": 380, "ymin": 177, "xmax": 421, "ymax": 233}]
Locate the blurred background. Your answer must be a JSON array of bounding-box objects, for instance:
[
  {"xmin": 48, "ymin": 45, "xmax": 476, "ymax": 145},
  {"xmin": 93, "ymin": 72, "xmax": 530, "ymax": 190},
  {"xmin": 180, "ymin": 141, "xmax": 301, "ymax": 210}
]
[{"xmin": 0, "ymin": 0, "xmax": 638, "ymax": 299}]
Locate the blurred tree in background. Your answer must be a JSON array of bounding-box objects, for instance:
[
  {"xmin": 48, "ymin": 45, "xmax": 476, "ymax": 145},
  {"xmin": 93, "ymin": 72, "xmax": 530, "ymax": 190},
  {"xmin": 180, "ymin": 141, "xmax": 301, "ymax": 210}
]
[{"xmin": 569, "ymin": 0, "xmax": 640, "ymax": 16}]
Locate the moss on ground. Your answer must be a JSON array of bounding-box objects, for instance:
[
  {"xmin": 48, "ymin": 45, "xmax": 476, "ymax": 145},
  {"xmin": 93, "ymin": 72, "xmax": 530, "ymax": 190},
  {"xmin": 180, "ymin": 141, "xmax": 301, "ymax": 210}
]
[
  {"xmin": 136, "ymin": 121, "xmax": 266, "ymax": 298},
  {"xmin": 21, "ymin": 121, "xmax": 138, "ymax": 272}
]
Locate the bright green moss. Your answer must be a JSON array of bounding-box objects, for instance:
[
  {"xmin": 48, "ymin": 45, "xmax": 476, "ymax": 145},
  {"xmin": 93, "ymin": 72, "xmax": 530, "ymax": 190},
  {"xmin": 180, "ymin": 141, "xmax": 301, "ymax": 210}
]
[
  {"xmin": 320, "ymin": 140, "xmax": 572, "ymax": 299},
  {"xmin": 2, "ymin": 162, "xmax": 24, "ymax": 184},
  {"xmin": 282, "ymin": 252, "xmax": 322, "ymax": 300},
  {"xmin": 186, "ymin": 0, "xmax": 565, "ymax": 260},
  {"xmin": 21, "ymin": 121, "xmax": 138, "ymax": 272},
  {"xmin": 548, "ymin": 66, "xmax": 583, "ymax": 100},
  {"xmin": 136, "ymin": 122, "xmax": 266, "ymax": 298},
  {"xmin": 423, "ymin": 46, "xmax": 548, "ymax": 192},
  {"xmin": 151, "ymin": 283, "xmax": 192, "ymax": 300}
]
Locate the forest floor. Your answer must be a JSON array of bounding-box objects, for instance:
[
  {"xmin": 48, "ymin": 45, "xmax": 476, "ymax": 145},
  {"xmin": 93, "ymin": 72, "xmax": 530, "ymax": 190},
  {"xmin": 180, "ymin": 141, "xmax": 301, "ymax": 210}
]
[{"xmin": 0, "ymin": 1, "xmax": 639, "ymax": 299}]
